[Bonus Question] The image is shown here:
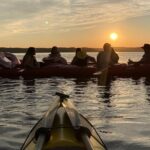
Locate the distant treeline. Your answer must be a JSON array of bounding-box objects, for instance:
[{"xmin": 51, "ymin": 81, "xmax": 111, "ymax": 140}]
[{"xmin": 0, "ymin": 47, "xmax": 142, "ymax": 53}]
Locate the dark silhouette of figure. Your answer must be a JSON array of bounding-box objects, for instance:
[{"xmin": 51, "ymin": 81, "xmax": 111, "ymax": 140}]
[
  {"xmin": 42, "ymin": 46, "xmax": 67, "ymax": 65},
  {"xmin": 22, "ymin": 47, "xmax": 40, "ymax": 68},
  {"xmin": 97, "ymin": 43, "xmax": 119, "ymax": 69},
  {"xmin": 71, "ymin": 48, "xmax": 81, "ymax": 65},
  {"xmin": 128, "ymin": 43, "xmax": 150, "ymax": 64},
  {"xmin": 71, "ymin": 48, "xmax": 96, "ymax": 66}
]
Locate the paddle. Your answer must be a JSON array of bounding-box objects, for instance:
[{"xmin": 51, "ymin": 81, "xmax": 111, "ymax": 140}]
[{"xmin": 93, "ymin": 67, "xmax": 109, "ymax": 76}]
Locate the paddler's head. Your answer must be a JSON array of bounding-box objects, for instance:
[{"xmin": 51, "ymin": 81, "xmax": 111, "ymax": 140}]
[
  {"xmin": 51, "ymin": 46, "xmax": 60, "ymax": 55},
  {"xmin": 75, "ymin": 48, "xmax": 81, "ymax": 55},
  {"xmin": 103, "ymin": 43, "xmax": 112, "ymax": 52},
  {"xmin": 76, "ymin": 50, "xmax": 87, "ymax": 59},
  {"xmin": 26, "ymin": 47, "xmax": 36, "ymax": 56},
  {"xmin": 141, "ymin": 43, "xmax": 150, "ymax": 54}
]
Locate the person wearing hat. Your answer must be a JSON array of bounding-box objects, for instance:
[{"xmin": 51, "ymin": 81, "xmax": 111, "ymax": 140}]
[
  {"xmin": 97, "ymin": 43, "xmax": 119, "ymax": 69},
  {"xmin": 42, "ymin": 46, "xmax": 67, "ymax": 65},
  {"xmin": 71, "ymin": 48, "xmax": 96, "ymax": 66},
  {"xmin": 128, "ymin": 43, "xmax": 150, "ymax": 64}
]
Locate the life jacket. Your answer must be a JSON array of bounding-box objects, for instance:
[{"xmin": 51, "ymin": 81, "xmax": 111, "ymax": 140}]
[
  {"xmin": 73, "ymin": 57, "xmax": 88, "ymax": 66},
  {"xmin": 43, "ymin": 54, "xmax": 67, "ymax": 65},
  {"xmin": 97, "ymin": 50, "xmax": 119, "ymax": 69},
  {"xmin": 22, "ymin": 55, "xmax": 39, "ymax": 68}
]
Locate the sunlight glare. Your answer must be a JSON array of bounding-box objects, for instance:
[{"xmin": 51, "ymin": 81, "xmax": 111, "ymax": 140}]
[
  {"xmin": 110, "ymin": 32, "xmax": 118, "ymax": 41},
  {"xmin": 45, "ymin": 21, "xmax": 49, "ymax": 25}
]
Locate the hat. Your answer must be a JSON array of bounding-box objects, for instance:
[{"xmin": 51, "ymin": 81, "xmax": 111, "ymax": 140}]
[
  {"xmin": 141, "ymin": 43, "xmax": 150, "ymax": 49},
  {"xmin": 77, "ymin": 51, "xmax": 87, "ymax": 59}
]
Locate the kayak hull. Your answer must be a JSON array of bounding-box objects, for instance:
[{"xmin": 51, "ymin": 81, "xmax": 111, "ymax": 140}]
[
  {"xmin": 22, "ymin": 65, "xmax": 97, "ymax": 79},
  {"xmin": 21, "ymin": 94, "xmax": 107, "ymax": 150},
  {"xmin": 1, "ymin": 64, "xmax": 150, "ymax": 78}
]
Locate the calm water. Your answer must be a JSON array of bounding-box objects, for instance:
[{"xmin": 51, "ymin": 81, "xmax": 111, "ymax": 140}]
[{"xmin": 0, "ymin": 52, "xmax": 150, "ymax": 150}]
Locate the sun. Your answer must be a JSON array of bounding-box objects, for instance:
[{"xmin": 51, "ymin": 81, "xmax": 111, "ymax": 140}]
[{"xmin": 110, "ymin": 32, "xmax": 118, "ymax": 41}]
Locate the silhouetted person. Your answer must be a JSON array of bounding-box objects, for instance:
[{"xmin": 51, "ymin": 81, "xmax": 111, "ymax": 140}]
[
  {"xmin": 0, "ymin": 52, "xmax": 21, "ymax": 69},
  {"xmin": 97, "ymin": 43, "xmax": 119, "ymax": 69},
  {"xmin": 71, "ymin": 48, "xmax": 96, "ymax": 66},
  {"xmin": 22, "ymin": 47, "xmax": 40, "ymax": 68},
  {"xmin": 128, "ymin": 43, "xmax": 150, "ymax": 64},
  {"xmin": 71, "ymin": 48, "xmax": 81, "ymax": 65},
  {"xmin": 42, "ymin": 46, "xmax": 67, "ymax": 65}
]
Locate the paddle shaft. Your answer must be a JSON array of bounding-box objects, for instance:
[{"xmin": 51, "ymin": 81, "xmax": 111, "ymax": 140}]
[{"xmin": 93, "ymin": 67, "xmax": 109, "ymax": 76}]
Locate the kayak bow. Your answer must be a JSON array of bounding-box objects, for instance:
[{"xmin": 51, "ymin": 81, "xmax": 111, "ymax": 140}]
[{"xmin": 21, "ymin": 92, "xmax": 107, "ymax": 150}]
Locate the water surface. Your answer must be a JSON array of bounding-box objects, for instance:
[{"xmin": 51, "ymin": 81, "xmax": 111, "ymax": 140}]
[{"xmin": 0, "ymin": 52, "xmax": 150, "ymax": 150}]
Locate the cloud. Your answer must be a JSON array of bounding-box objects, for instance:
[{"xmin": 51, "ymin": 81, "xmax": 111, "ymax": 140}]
[{"xmin": 0, "ymin": 0, "xmax": 150, "ymax": 36}]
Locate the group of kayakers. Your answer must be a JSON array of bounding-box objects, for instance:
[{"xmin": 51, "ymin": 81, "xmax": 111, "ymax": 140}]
[{"xmin": 0, "ymin": 43, "xmax": 150, "ymax": 69}]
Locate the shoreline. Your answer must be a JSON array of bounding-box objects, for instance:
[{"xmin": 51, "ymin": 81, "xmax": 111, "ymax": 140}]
[{"xmin": 0, "ymin": 47, "xmax": 143, "ymax": 53}]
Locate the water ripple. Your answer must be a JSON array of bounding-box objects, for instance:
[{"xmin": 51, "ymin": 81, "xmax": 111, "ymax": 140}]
[{"xmin": 0, "ymin": 75, "xmax": 150, "ymax": 149}]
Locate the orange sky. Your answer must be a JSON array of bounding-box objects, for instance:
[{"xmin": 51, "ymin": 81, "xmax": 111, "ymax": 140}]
[{"xmin": 0, "ymin": 1, "xmax": 149, "ymax": 48}]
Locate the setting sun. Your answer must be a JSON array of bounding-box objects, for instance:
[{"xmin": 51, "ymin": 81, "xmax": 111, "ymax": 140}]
[{"xmin": 110, "ymin": 32, "xmax": 118, "ymax": 41}]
